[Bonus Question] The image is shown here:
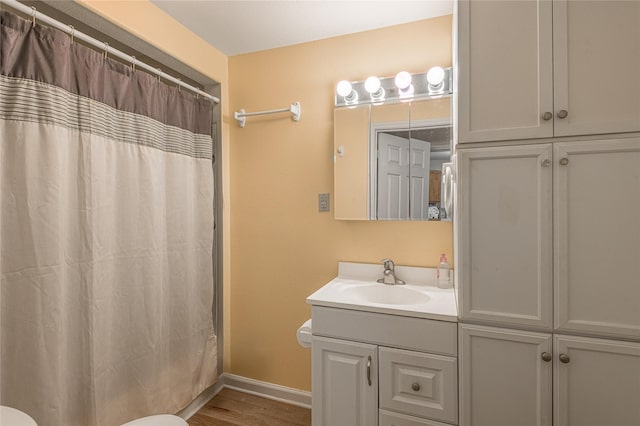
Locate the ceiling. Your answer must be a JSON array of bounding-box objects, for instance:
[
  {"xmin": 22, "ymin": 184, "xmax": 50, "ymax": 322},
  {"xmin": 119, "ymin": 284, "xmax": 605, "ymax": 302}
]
[{"xmin": 151, "ymin": 0, "xmax": 453, "ymax": 56}]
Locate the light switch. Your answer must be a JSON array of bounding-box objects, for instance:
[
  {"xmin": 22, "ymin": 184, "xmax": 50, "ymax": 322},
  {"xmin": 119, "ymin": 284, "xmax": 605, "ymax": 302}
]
[{"xmin": 318, "ymin": 193, "xmax": 330, "ymax": 212}]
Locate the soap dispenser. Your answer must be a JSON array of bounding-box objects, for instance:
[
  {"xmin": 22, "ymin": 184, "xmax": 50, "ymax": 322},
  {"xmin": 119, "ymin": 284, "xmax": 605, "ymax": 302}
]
[{"xmin": 437, "ymin": 253, "xmax": 451, "ymax": 289}]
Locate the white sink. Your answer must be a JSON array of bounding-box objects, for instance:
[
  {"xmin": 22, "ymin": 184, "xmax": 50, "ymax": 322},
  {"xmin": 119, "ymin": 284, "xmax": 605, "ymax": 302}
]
[
  {"xmin": 337, "ymin": 282, "xmax": 431, "ymax": 305},
  {"xmin": 306, "ymin": 262, "xmax": 458, "ymax": 321}
]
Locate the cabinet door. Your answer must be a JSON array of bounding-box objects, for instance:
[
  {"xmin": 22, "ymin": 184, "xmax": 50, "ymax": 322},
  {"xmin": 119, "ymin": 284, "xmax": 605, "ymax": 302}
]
[
  {"xmin": 554, "ymin": 139, "xmax": 640, "ymax": 339},
  {"xmin": 456, "ymin": 0, "xmax": 553, "ymax": 143},
  {"xmin": 554, "ymin": 335, "xmax": 640, "ymax": 426},
  {"xmin": 553, "ymin": 0, "xmax": 640, "ymax": 136},
  {"xmin": 457, "ymin": 145, "xmax": 553, "ymax": 329},
  {"xmin": 459, "ymin": 324, "xmax": 552, "ymax": 426},
  {"xmin": 312, "ymin": 336, "xmax": 377, "ymax": 426}
]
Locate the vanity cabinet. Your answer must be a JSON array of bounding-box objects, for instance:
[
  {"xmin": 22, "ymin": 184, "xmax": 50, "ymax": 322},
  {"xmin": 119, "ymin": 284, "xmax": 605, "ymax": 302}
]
[
  {"xmin": 457, "ymin": 138, "xmax": 640, "ymax": 340},
  {"xmin": 311, "ymin": 307, "xmax": 458, "ymax": 426},
  {"xmin": 456, "ymin": 0, "xmax": 640, "ymax": 143},
  {"xmin": 459, "ymin": 324, "xmax": 640, "ymax": 426}
]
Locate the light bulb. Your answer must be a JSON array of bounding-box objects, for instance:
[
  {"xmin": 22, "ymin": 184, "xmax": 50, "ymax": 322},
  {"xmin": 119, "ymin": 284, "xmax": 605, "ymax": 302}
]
[
  {"xmin": 394, "ymin": 71, "xmax": 412, "ymax": 90},
  {"xmin": 427, "ymin": 66, "xmax": 445, "ymax": 87},
  {"xmin": 336, "ymin": 80, "xmax": 353, "ymax": 97},
  {"xmin": 364, "ymin": 76, "xmax": 381, "ymax": 94}
]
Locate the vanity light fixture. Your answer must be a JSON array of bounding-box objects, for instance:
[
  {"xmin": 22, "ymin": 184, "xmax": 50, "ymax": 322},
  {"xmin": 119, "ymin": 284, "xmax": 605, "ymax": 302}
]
[{"xmin": 335, "ymin": 67, "xmax": 452, "ymax": 107}]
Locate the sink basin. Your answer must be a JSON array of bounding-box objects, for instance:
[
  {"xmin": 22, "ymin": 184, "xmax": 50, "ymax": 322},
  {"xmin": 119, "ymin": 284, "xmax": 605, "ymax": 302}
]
[
  {"xmin": 306, "ymin": 262, "xmax": 458, "ymax": 321},
  {"xmin": 338, "ymin": 283, "xmax": 431, "ymax": 305}
]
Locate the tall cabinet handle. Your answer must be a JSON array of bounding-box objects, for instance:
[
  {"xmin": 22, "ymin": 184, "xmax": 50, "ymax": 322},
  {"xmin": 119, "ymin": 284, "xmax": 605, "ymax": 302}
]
[{"xmin": 367, "ymin": 356, "xmax": 372, "ymax": 386}]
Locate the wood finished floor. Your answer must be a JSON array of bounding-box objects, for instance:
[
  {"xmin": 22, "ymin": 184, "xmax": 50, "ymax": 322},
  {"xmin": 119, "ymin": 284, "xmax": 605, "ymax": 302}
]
[{"xmin": 188, "ymin": 389, "xmax": 311, "ymax": 426}]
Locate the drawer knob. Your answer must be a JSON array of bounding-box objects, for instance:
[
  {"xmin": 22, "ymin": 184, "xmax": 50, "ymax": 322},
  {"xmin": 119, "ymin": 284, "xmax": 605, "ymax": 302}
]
[
  {"xmin": 557, "ymin": 109, "xmax": 568, "ymax": 119},
  {"xmin": 542, "ymin": 111, "xmax": 553, "ymax": 121},
  {"xmin": 411, "ymin": 382, "xmax": 421, "ymax": 392},
  {"xmin": 560, "ymin": 157, "xmax": 569, "ymax": 166},
  {"xmin": 559, "ymin": 353, "xmax": 571, "ymax": 364},
  {"xmin": 541, "ymin": 352, "xmax": 552, "ymax": 362}
]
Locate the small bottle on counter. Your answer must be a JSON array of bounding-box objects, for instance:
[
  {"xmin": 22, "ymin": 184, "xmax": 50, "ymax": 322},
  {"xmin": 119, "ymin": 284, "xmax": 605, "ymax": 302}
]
[{"xmin": 437, "ymin": 253, "xmax": 451, "ymax": 289}]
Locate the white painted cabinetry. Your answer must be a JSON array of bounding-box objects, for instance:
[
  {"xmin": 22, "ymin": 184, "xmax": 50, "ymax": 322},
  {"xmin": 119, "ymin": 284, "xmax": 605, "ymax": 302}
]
[
  {"xmin": 457, "ymin": 138, "xmax": 640, "ymax": 339},
  {"xmin": 553, "ymin": 335, "xmax": 640, "ymax": 426},
  {"xmin": 459, "ymin": 325, "xmax": 553, "ymax": 426},
  {"xmin": 457, "ymin": 0, "xmax": 640, "ymax": 143},
  {"xmin": 311, "ymin": 307, "xmax": 458, "ymax": 426},
  {"xmin": 457, "ymin": 144, "xmax": 553, "ymax": 330},
  {"xmin": 460, "ymin": 325, "xmax": 640, "ymax": 426},
  {"xmin": 553, "ymin": 140, "xmax": 640, "ymax": 339},
  {"xmin": 312, "ymin": 336, "xmax": 377, "ymax": 426}
]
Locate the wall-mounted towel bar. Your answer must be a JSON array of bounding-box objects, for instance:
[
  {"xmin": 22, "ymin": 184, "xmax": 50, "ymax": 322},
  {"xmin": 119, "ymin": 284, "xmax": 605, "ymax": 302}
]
[{"xmin": 234, "ymin": 102, "xmax": 301, "ymax": 128}]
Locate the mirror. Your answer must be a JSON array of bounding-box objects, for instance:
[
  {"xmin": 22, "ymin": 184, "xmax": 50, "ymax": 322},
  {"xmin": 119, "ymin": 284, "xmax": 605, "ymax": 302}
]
[{"xmin": 334, "ymin": 97, "xmax": 452, "ymax": 220}]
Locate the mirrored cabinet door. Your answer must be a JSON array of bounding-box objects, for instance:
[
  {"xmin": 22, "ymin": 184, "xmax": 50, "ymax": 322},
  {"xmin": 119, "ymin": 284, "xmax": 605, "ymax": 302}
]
[
  {"xmin": 334, "ymin": 104, "xmax": 371, "ymax": 220},
  {"xmin": 334, "ymin": 98, "xmax": 452, "ymax": 221},
  {"xmin": 370, "ymin": 103, "xmax": 411, "ymax": 220}
]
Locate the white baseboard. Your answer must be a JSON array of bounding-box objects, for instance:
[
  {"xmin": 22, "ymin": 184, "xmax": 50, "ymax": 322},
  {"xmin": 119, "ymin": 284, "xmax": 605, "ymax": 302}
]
[
  {"xmin": 178, "ymin": 373, "xmax": 312, "ymax": 420},
  {"xmin": 222, "ymin": 373, "xmax": 312, "ymax": 409},
  {"xmin": 177, "ymin": 377, "xmax": 225, "ymax": 420}
]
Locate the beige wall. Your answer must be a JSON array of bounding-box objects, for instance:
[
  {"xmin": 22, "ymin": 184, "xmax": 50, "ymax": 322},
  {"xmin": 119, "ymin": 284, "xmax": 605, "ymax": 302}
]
[{"xmin": 229, "ymin": 16, "xmax": 453, "ymax": 391}]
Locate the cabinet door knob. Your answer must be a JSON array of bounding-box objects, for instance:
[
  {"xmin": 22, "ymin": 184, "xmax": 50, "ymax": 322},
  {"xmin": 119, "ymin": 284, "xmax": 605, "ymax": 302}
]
[
  {"xmin": 557, "ymin": 109, "xmax": 568, "ymax": 119},
  {"xmin": 541, "ymin": 352, "xmax": 552, "ymax": 362},
  {"xmin": 411, "ymin": 382, "xmax": 421, "ymax": 392},
  {"xmin": 367, "ymin": 356, "xmax": 372, "ymax": 386},
  {"xmin": 559, "ymin": 353, "xmax": 571, "ymax": 364},
  {"xmin": 542, "ymin": 111, "xmax": 553, "ymax": 121},
  {"xmin": 559, "ymin": 157, "xmax": 569, "ymax": 166},
  {"xmin": 541, "ymin": 159, "xmax": 551, "ymax": 167}
]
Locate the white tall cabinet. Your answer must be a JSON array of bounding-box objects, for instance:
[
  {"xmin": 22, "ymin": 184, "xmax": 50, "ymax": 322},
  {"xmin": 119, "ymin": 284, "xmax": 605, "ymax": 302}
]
[
  {"xmin": 455, "ymin": 1, "xmax": 640, "ymax": 425},
  {"xmin": 457, "ymin": 0, "xmax": 640, "ymax": 143}
]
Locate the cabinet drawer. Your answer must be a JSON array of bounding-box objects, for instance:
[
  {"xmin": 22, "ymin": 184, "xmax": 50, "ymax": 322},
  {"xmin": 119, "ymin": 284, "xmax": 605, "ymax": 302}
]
[
  {"xmin": 379, "ymin": 347, "xmax": 458, "ymax": 424},
  {"xmin": 312, "ymin": 306, "xmax": 457, "ymax": 356},
  {"xmin": 380, "ymin": 409, "xmax": 452, "ymax": 426}
]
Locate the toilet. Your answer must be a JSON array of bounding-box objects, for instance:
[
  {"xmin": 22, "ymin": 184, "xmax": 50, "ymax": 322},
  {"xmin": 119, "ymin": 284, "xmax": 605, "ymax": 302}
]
[
  {"xmin": 121, "ymin": 414, "xmax": 187, "ymax": 426},
  {"xmin": 0, "ymin": 406, "xmax": 37, "ymax": 426},
  {"xmin": 0, "ymin": 406, "xmax": 186, "ymax": 426}
]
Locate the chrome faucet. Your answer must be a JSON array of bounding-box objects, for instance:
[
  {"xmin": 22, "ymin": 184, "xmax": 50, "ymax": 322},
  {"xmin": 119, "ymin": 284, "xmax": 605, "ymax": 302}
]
[{"xmin": 377, "ymin": 258, "xmax": 405, "ymax": 285}]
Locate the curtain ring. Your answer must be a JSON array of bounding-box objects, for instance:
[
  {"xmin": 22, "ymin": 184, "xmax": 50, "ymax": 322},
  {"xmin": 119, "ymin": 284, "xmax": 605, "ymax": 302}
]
[
  {"xmin": 177, "ymin": 78, "xmax": 182, "ymax": 92},
  {"xmin": 31, "ymin": 6, "xmax": 37, "ymax": 27},
  {"xmin": 131, "ymin": 56, "xmax": 136, "ymax": 73},
  {"xmin": 68, "ymin": 25, "xmax": 75, "ymax": 44},
  {"xmin": 103, "ymin": 42, "xmax": 109, "ymax": 61},
  {"xmin": 156, "ymin": 68, "xmax": 162, "ymax": 83}
]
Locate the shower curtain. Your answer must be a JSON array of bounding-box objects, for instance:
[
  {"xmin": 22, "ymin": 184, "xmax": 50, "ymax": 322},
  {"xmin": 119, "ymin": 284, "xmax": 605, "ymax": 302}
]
[{"xmin": 0, "ymin": 10, "xmax": 217, "ymax": 426}]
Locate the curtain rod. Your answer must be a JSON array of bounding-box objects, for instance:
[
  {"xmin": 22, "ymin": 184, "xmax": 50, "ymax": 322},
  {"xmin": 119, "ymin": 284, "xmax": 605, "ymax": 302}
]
[{"xmin": 2, "ymin": 0, "xmax": 220, "ymax": 104}]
